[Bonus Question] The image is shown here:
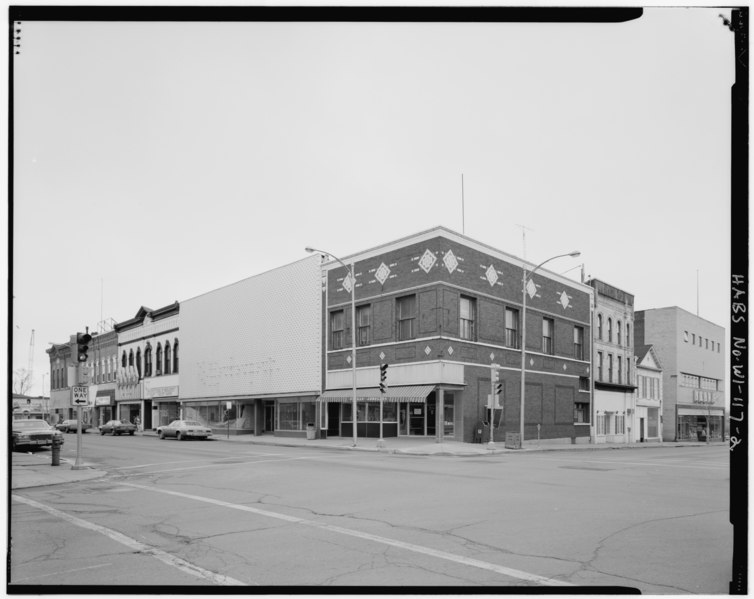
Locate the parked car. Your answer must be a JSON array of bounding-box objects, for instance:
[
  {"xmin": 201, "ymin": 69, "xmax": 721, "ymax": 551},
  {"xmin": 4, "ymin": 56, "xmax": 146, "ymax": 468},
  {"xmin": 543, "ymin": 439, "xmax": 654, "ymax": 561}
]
[
  {"xmin": 157, "ymin": 420, "xmax": 213, "ymax": 441},
  {"xmin": 55, "ymin": 419, "xmax": 91, "ymax": 434},
  {"xmin": 99, "ymin": 420, "xmax": 137, "ymax": 436},
  {"xmin": 12, "ymin": 419, "xmax": 64, "ymax": 451}
]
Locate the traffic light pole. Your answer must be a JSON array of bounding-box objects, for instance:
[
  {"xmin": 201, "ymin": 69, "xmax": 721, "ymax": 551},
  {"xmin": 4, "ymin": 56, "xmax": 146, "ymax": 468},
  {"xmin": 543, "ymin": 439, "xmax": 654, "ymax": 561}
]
[
  {"xmin": 489, "ymin": 364, "xmax": 496, "ymax": 448},
  {"xmin": 72, "ymin": 329, "xmax": 92, "ymax": 470}
]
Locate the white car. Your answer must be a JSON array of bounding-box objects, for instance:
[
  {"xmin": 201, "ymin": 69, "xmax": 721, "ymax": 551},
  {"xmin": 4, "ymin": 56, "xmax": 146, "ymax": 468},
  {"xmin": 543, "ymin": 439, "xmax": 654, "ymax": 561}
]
[{"xmin": 157, "ymin": 420, "xmax": 213, "ymax": 440}]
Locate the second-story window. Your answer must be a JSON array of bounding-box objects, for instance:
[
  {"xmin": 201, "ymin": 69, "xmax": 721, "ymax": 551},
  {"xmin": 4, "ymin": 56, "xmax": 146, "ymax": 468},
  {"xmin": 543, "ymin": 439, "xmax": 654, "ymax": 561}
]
[
  {"xmin": 135, "ymin": 348, "xmax": 142, "ymax": 378},
  {"xmin": 598, "ymin": 351, "xmax": 603, "ymax": 381},
  {"xmin": 173, "ymin": 340, "xmax": 179, "ymax": 373},
  {"xmin": 156, "ymin": 344, "xmax": 163, "ymax": 376},
  {"xmin": 330, "ymin": 310, "xmax": 345, "ymax": 350},
  {"xmin": 617, "ymin": 356, "xmax": 622, "ymax": 384},
  {"xmin": 357, "ymin": 305, "xmax": 371, "ymax": 346},
  {"xmin": 505, "ymin": 308, "xmax": 519, "ymax": 349},
  {"xmin": 574, "ymin": 326, "xmax": 584, "ymax": 360},
  {"xmin": 144, "ymin": 345, "xmax": 153, "ymax": 377},
  {"xmin": 607, "ymin": 354, "xmax": 613, "ymax": 383},
  {"xmin": 617, "ymin": 321, "xmax": 622, "ymax": 346},
  {"xmin": 597, "ymin": 314, "xmax": 603, "ymax": 340},
  {"xmin": 542, "ymin": 318, "xmax": 554, "ymax": 355},
  {"xmin": 607, "ymin": 318, "xmax": 613, "ymax": 343},
  {"xmin": 165, "ymin": 342, "xmax": 172, "ymax": 375},
  {"xmin": 459, "ymin": 296, "xmax": 476, "ymax": 341},
  {"xmin": 397, "ymin": 295, "xmax": 417, "ymax": 341}
]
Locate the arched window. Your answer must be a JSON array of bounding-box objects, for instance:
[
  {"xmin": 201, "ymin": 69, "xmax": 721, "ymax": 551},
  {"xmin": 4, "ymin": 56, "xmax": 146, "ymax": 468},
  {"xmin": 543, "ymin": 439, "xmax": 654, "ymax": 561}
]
[
  {"xmin": 136, "ymin": 348, "xmax": 142, "ymax": 378},
  {"xmin": 156, "ymin": 343, "xmax": 162, "ymax": 376},
  {"xmin": 173, "ymin": 339, "xmax": 179, "ymax": 373},
  {"xmin": 617, "ymin": 321, "xmax": 622, "ymax": 346},
  {"xmin": 597, "ymin": 314, "xmax": 603, "ymax": 340},
  {"xmin": 144, "ymin": 345, "xmax": 152, "ymax": 377},
  {"xmin": 129, "ymin": 349, "xmax": 134, "ymax": 367},
  {"xmin": 626, "ymin": 324, "xmax": 631, "ymax": 347},
  {"xmin": 165, "ymin": 341, "xmax": 172, "ymax": 375},
  {"xmin": 122, "ymin": 351, "xmax": 127, "ymax": 368},
  {"xmin": 607, "ymin": 318, "xmax": 613, "ymax": 343}
]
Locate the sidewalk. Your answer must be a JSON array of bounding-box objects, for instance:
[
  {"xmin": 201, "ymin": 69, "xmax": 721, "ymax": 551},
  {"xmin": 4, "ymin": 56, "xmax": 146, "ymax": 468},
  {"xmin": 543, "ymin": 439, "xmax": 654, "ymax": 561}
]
[{"xmin": 11, "ymin": 432, "xmax": 726, "ymax": 490}]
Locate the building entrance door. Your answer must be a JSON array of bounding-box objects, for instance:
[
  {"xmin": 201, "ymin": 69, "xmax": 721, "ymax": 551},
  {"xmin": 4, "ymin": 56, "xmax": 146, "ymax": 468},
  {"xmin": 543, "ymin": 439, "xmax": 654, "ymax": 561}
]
[
  {"xmin": 409, "ymin": 404, "xmax": 425, "ymax": 435},
  {"xmin": 639, "ymin": 417, "xmax": 645, "ymax": 442},
  {"xmin": 143, "ymin": 400, "xmax": 152, "ymax": 429},
  {"xmin": 263, "ymin": 401, "xmax": 275, "ymax": 433},
  {"xmin": 327, "ymin": 402, "xmax": 340, "ymax": 437}
]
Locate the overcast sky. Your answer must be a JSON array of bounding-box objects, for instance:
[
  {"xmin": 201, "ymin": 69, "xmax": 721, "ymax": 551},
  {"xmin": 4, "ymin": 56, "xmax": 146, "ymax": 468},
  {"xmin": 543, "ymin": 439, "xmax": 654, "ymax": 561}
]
[{"xmin": 10, "ymin": 7, "xmax": 735, "ymax": 397}]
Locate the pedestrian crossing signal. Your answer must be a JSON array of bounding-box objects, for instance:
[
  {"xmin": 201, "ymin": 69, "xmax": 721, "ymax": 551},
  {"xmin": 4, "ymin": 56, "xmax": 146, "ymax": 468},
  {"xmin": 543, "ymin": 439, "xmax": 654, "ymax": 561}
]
[{"xmin": 379, "ymin": 363, "xmax": 388, "ymax": 394}]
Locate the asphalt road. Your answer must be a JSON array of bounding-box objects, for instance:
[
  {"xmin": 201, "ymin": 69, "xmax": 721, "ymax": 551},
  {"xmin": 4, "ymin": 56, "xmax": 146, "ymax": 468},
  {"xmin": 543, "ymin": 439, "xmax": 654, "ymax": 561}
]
[{"xmin": 9, "ymin": 434, "xmax": 731, "ymax": 592}]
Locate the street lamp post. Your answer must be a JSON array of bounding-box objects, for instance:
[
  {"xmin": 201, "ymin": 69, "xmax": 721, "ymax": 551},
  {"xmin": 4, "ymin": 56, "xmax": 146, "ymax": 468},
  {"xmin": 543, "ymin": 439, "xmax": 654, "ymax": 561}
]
[
  {"xmin": 520, "ymin": 251, "xmax": 581, "ymax": 448},
  {"xmin": 306, "ymin": 247, "xmax": 358, "ymax": 448}
]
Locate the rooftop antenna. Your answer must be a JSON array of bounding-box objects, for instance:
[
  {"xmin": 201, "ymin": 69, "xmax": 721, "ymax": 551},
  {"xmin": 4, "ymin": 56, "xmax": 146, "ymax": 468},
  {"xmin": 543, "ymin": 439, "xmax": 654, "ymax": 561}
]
[
  {"xmin": 516, "ymin": 224, "xmax": 534, "ymax": 261},
  {"xmin": 461, "ymin": 174, "xmax": 465, "ymax": 235},
  {"xmin": 696, "ymin": 269, "xmax": 699, "ymax": 316}
]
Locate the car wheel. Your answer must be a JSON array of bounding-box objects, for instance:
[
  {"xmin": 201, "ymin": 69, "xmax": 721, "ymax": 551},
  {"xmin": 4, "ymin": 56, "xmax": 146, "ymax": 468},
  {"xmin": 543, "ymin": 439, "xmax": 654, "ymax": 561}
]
[
  {"xmin": 129, "ymin": 431, "xmax": 134, "ymax": 435},
  {"xmin": 100, "ymin": 429, "xmax": 106, "ymax": 435},
  {"xmin": 159, "ymin": 431, "xmax": 165, "ymax": 439},
  {"xmin": 176, "ymin": 432, "xmax": 182, "ymax": 441}
]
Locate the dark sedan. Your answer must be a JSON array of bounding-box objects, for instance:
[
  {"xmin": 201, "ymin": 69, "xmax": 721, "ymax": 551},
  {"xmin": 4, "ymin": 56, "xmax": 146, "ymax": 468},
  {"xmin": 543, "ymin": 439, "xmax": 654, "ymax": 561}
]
[
  {"xmin": 99, "ymin": 420, "xmax": 137, "ymax": 436},
  {"xmin": 55, "ymin": 419, "xmax": 92, "ymax": 434},
  {"xmin": 12, "ymin": 419, "xmax": 64, "ymax": 451}
]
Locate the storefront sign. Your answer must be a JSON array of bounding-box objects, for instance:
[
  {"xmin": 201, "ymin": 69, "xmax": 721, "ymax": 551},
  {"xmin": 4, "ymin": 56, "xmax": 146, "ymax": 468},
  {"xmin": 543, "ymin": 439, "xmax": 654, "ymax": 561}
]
[{"xmin": 148, "ymin": 386, "xmax": 178, "ymax": 398}]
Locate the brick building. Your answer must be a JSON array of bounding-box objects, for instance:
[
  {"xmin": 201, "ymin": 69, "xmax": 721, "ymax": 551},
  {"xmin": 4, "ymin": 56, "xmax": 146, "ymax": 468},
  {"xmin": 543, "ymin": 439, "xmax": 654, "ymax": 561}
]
[
  {"xmin": 587, "ymin": 278, "xmax": 636, "ymax": 443},
  {"xmin": 88, "ymin": 329, "xmax": 118, "ymax": 427},
  {"xmin": 634, "ymin": 307, "xmax": 725, "ymax": 441},
  {"xmin": 317, "ymin": 227, "xmax": 593, "ymax": 444},
  {"xmin": 46, "ymin": 340, "xmax": 77, "ymax": 423},
  {"xmin": 115, "ymin": 302, "xmax": 180, "ymax": 430}
]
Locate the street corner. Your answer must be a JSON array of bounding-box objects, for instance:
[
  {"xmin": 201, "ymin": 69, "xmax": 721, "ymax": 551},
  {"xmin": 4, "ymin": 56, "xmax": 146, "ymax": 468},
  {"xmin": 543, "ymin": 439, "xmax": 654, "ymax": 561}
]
[{"xmin": 11, "ymin": 451, "xmax": 108, "ymax": 489}]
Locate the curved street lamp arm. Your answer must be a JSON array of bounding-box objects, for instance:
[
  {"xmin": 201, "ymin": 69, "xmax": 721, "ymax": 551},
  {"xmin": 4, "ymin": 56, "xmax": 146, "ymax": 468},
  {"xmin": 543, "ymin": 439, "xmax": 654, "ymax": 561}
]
[
  {"xmin": 525, "ymin": 251, "xmax": 581, "ymax": 282},
  {"xmin": 305, "ymin": 247, "xmax": 353, "ymax": 275}
]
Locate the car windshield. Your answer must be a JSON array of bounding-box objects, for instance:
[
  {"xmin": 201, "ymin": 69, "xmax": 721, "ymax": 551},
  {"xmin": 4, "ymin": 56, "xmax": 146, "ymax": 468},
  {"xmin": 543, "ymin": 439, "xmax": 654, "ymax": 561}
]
[{"xmin": 14, "ymin": 420, "xmax": 52, "ymax": 430}]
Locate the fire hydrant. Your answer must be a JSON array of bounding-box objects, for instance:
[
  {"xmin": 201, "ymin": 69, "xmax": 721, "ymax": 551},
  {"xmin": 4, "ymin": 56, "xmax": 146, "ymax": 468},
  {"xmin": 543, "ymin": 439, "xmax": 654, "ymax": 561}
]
[{"xmin": 51, "ymin": 439, "xmax": 61, "ymax": 467}]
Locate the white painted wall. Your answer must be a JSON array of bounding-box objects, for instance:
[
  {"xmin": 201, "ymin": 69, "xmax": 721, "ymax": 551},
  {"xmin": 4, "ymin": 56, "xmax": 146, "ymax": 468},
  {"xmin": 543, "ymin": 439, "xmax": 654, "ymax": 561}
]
[{"xmin": 179, "ymin": 256, "xmax": 322, "ymax": 400}]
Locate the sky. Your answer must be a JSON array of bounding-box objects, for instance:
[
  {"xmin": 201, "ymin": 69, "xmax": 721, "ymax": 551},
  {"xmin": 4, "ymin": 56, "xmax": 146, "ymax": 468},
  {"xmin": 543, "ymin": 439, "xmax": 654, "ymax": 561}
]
[{"xmin": 9, "ymin": 6, "xmax": 736, "ymax": 398}]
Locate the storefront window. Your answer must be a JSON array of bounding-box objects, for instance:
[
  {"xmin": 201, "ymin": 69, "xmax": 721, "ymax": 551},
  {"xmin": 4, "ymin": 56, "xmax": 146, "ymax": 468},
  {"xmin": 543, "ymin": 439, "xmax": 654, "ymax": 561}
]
[
  {"xmin": 278, "ymin": 403, "xmax": 299, "ymax": 430},
  {"xmin": 341, "ymin": 401, "xmax": 398, "ymax": 423},
  {"xmin": 302, "ymin": 402, "xmax": 315, "ymax": 427}
]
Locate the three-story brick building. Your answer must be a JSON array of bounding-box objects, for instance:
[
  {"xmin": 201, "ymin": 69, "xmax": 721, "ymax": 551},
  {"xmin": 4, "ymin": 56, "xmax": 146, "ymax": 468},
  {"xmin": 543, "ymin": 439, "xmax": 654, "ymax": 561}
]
[{"xmin": 317, "ymin": 227, "xmax": 593, "ymax": 444}]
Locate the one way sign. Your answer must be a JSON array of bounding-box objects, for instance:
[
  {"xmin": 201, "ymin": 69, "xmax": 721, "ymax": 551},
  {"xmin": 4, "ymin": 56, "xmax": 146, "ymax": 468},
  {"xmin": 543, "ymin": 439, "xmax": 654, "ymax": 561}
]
[{"xmin": 71, "ymin": 386, "xmax": 89, "ymax": 406}]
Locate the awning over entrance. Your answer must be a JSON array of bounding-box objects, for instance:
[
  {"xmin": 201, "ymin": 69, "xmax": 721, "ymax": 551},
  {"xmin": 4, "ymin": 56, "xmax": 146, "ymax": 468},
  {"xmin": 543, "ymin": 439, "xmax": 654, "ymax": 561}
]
[{"xmin": 317, "ymin": 385, "xmax": 434, "ymax": 403}]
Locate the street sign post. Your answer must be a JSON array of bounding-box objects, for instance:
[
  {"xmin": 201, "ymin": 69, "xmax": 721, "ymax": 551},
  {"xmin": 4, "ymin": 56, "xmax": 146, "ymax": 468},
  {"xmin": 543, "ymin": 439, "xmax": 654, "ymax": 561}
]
[{"xmin": 70, "ymin": 386, "xmax": 88, "ymax": 470}]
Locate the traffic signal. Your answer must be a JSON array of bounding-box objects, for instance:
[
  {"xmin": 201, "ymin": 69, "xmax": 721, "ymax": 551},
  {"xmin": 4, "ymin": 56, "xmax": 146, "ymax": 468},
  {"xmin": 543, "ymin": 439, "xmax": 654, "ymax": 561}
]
[
  {"xmin": 76, "ymin": 332, "xmax": 92, "ymax": 363},
  {"xmin": 379, "ymin": 363, "xmax": 389, "ymax": 394},
  {"xmin": 492, "ymin": 367, "xmax": 502, "ymax": 395}
]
